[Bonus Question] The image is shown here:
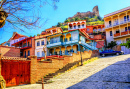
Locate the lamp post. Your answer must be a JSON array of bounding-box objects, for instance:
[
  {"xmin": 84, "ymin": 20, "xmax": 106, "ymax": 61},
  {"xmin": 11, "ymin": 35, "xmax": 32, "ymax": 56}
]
[{"xmin": 79, "ymin": 41, "xmax": 83, "ymax": 66}]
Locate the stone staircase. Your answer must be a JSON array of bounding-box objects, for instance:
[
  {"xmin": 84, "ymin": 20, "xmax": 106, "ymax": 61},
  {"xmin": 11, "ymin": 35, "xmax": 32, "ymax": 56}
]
[{"xmin": 36, "ymin": 59, "xmax": 88, "ymax": 84}]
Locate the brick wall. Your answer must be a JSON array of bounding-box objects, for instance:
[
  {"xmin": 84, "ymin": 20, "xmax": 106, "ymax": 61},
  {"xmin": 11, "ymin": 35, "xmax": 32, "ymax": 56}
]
[
  {"xmin": 0, "ymin": 46, "xmax": 20, "ymax": 57},
  {"xmin": 112, "ymin": 45, "xmax": 121, "ymax": 51},
  {"xmin": 29, "ymin": 50, "xmax": 99, "ymax": 84}
]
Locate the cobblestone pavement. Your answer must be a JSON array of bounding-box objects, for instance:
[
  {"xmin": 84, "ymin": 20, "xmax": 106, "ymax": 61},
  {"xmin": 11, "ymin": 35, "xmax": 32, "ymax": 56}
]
[
  {"xmin": 6, "ymin": 54, "xmax": 130, "ymax": 89},
  {"xmin": 44, "ymin": 54, "xmax": 130, "ymax": 89}
]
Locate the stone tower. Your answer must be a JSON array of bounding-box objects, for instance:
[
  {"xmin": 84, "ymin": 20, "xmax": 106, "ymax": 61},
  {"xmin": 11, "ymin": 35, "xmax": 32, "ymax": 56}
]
[{"xmin": 92, "ymin": 6, "xmax": 99, "ymax": 17}]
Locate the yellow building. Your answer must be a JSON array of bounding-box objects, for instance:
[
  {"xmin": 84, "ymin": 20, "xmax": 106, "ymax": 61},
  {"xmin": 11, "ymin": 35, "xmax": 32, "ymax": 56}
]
[{"xmin": 104, "ymin": 6, "xmax": 130, "ymax": 45}]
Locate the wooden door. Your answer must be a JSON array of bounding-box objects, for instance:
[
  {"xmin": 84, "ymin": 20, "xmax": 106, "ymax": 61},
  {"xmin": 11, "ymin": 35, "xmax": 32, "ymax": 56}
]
[{"xmin": 1, "ymin": 60, "xmax": 30, "ymax": 87}]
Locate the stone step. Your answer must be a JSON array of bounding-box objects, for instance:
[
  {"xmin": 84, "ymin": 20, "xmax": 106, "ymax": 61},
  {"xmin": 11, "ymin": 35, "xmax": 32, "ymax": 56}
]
[{"xmin": 44, "ymin": 76, "xmax": 53, "ymax": 78}]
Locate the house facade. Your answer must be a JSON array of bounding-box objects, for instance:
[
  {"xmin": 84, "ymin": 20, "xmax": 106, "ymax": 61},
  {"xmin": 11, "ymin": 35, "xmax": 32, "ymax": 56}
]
[
  {"xmin": 104, "ymin": 6, "xmax": 130, "ymax": 45},
  {"xmin": 11, "ymin": 37, "xmax": 35, "ymax": 58},
  {"xmin": 47, "ymin": 20, "xmax": 97, "ymax": 56}
]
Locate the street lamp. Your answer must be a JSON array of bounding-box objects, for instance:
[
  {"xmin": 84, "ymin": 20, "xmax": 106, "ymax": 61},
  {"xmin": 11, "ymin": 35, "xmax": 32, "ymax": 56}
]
[{"xmin": 79, "ymin": 41, "xmax": 83, "ymax": 66}]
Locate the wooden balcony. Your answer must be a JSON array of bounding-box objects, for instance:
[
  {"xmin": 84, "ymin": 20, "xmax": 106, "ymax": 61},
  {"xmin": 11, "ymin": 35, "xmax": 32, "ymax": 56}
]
[
  {"xmin": 114, "ymin": 33, "xmax": 120, "ymax": 37},
  {"xmin": 121, "ymin": 31, "xmax": 128, "ymax": 36}
]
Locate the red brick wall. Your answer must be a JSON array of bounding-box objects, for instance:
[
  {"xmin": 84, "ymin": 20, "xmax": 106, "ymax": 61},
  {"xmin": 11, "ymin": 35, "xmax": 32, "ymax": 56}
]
[
  {"xmin": 29, "ymin": 50, "xmax": 99, "ymax": 83},
  {"xmin": 0, "ymin": 46, "xmax": 20, "ymax": 57}
]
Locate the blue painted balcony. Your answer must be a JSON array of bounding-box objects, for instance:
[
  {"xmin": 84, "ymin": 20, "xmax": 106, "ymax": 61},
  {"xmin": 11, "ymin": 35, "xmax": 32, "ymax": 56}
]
[
  {"xmin": 113, "ymin": 22, "xmax": 119, "ymax": 26},
  {"xmin": 63, "ymin": 39, "xmax": 79, "ymax": 45},
  {"xmin": 106, "ymin": 24, "xmax": 112, "ymax": 29},
  {"xmin": 120, "ymin": 19, "xmax": 130, "ymax": 25},
  {"xmin": 47, "ymin": 42, "xmax": 62, "ymax": 48}
]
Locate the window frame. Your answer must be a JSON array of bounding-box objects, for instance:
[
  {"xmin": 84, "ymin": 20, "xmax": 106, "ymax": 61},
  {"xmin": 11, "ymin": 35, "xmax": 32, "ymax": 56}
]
[
  {"xmin": 41, "ymin": 40, "xmax": 44, "ymax": 45},
  {"xmin": 37, "ymin": 41, "xmax": 40, "ymax": 46},
  {"xmin": 110, "ymin": 31, "xmax": 112, "ymax": 36}
]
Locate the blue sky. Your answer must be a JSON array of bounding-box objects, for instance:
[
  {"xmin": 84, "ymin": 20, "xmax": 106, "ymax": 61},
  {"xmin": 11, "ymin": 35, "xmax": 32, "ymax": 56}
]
[{"xmin": 0, "ymin": 0, "xmax": 130, "ymax": 44}]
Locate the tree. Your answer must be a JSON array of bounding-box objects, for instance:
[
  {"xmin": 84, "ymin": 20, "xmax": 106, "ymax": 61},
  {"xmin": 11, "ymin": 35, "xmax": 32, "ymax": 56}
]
[
  {"xmin": 70, "ymin": 18, "xmax": 75, "ymax": 22},
  {"xmin": 120, "ymin": 39, "xmax": 130, "ymax": 48},
  {"xmin": 107, "ymin": 41, "xmax": 117, "ymax": 49},
  {"xmin": 57, "ymin": 22, "xmax": 62, "ymax": 27},
  {"xmin": 84, "ymin": 17, "xmax": 89, "ymax": 22},
  {"xmin": 0, "ymin": 0, "xmax": 59, "ymax": 31},
  {"xmin": 64, "ymin": 19, "xmax": 70, "ymax": 23},
  {"xmin": 75, "ymin": 17, "xmax": 81, "ymax": 21}
]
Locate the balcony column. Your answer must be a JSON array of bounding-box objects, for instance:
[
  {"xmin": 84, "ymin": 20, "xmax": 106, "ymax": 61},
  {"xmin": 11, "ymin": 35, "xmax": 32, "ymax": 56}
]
[
  {"xmin": 126, "ymin": 12, "xmax": 129, "ymax": 34},
  {"xmin": 71, "ymin": 45, "xmax": 73, "ymax": 52},
  {"xmin": 71, "ymin": 32, "xmax": 72, "ymax": 42},
  {"xmin": 54, "ymin": 48, "xmax": 56, "ymax": 55},
  {"xmin": 118, "ymin": 14, "xmax": 121, "ymax": 36},
  {"xmin": 59, "ymin": 47, "xmax": 62, "ymax": 55},
  {"xmin": 78, "ymin": 44, "xmax": 80, "ymax": 51},
  {"xmin": 111, "ymin": 16, "xmax": 114, "ymax": 37},
  {"xmin": 65, "ymin": 46, "xmax": 67, "ymax": 55},
  {"xmin": 47, "ymin": 49, "xmax": 50, "ymax": 56},
  {"xmin": 64, "ymin": 34, "xmax": 67, "ymax": 43}
]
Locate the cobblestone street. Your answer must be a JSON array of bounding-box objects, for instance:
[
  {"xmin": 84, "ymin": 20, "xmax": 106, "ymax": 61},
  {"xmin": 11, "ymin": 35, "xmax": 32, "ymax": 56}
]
[
  {"xmin": 6, "ymin": 54, "xmax": 130, "ymax": 89},
  {"xmin": 44, "ymin": 54, "xmax": 130, "ymax": 89}
]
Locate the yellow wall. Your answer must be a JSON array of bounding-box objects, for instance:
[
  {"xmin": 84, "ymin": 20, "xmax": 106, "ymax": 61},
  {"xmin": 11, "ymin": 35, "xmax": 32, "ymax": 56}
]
[
  {"xmin": 52, "ymin": 45, "xmax": 77, "ymax": 55},
  {"xmin": 104, "ymin": 10, "xmax": 130, "ymax": 27},
  {"xmin": 63, "ymin": 33, "xmax": 71, "ymax": 42}
]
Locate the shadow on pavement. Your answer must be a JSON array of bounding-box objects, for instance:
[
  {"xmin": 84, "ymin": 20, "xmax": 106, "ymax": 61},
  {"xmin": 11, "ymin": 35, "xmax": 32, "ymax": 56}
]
[{"xmin": 67, "ymin": 58, "xmax": 130, "ymax": 89}]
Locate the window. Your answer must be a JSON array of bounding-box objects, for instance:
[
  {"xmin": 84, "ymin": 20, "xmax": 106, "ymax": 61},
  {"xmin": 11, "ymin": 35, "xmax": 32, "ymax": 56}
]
[
  {"xmin": 37, "ymin": 52, "xmax": 40, "ymax": 57},
  {"xmin": 110, "ymin": 31, "xmax": 112, "ymax": 36},
  {"xmin": 66, "ymin": 38, "xmax": 68, "ymax": 42},
  {"xmin": 37, "ymin": 41, "xmax": 40, "ymax": 46},
  {"xmin": 64, "ymin": 38, "xmax": 66, "ymax": 42},
  {"xmin": 125, "ymin": 27, "xmax": 127, "ymax": 31},
  {"xmin": 82, "ymin": 24, "xmax": 84, "ymax": 28},
  {"xmin": 127, "ymin": 15, "xmax": 129, "ymax": 20},
  {"xmin": 128, "ymin": 26, "xmax": 130, "ymax": 30},
  {"xmin": 124, "ymin": 16, "xmax": 127, "ymax": 21},
  {"xmin": 69, "ymin": 37, "xmax": 71, "ymax": 41},
  {"xmin": 116, "ymin": 30, "xmax": 120, "ymax": 33},
  {"xmin": 74, "ymin": 25, "xmax": 76, "ymax": 29},
  {"xmin": 78, "ymin": 25, "xmax": 80, "ymax": 28},
  {"xmin": 28, "ymin": 50, "xmax": 30, "ymax": 56},
  {"xmin": 20, "ymin": 52, "xmax": 23, "ymax": 56},
  {"xmin": 124, "ymin": 15, "xmax": 129, "ymax": 21},
  {"xmin": 42, "ymin": 51, "xmax": 45, "ymax": 57},
  {"xmin": 28, "ymin": 42, "xmax": 30, "ymax": 46},
  {"xmin": 109, "ymin": 21, "xmax": 111, "ymax": 26},
  {"xmin": 87, "ymin": 28, "xmax": 90, "ymax": 31},
  {"xmin": 41, "ymin": 40, "xmax": 44, "ymax": 45}
]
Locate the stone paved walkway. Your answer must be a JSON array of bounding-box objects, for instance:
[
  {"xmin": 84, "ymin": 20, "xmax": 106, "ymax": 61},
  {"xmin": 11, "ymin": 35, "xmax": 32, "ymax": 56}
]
[
  {"xmin": 44, "ymin": 54, "xmax": 130, "ymax": 89},
  {"xmin": 6, "ymin": 54, "xmax": 130, "ymax": 89}
]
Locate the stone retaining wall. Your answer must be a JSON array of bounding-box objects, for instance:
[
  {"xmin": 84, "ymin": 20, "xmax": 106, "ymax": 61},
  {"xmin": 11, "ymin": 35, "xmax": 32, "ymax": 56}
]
[{"xmin": 29, "ymin": 50, "xmax": 99, "ymax": 84}]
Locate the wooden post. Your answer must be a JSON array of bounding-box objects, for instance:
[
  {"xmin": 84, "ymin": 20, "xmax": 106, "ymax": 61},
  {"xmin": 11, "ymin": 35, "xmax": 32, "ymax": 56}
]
[
  {"xmin": 0, "ymin": 53, "xmax": 1, "ymax": 75},
  {"xmin": 42, "ymin": 78, "xmax": 44, "ymax": 89}
]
